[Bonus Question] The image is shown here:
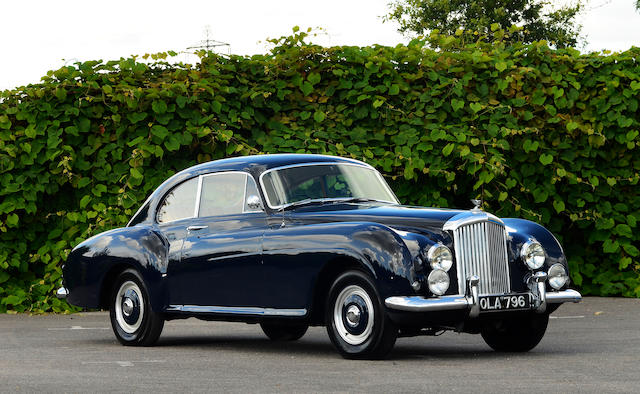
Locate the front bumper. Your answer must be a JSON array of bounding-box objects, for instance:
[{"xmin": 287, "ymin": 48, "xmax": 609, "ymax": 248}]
[{"xmin": 385, "ymin": 274, "xmax": 582, "ymax": 318}]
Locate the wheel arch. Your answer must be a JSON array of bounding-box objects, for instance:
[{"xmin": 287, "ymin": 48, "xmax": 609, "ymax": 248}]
[
  {"xmin": 99, "ymin": 263, "xmax": 138, "ymax": 310},
  {"xmin": 308, "ymin": 256, "xmax": 370, "ymax": 325}
]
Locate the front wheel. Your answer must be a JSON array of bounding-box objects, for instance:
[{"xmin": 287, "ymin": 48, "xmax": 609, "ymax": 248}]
[
  {"xmin": 109, "ymin": 269, "xmax": 164, "ymax": 346},
  {"xmin": 481, "ymin": 313, "xmax": 549, "ymax": 352},
  {"xmin": 325, "ymin": 271, "xmax": 397, "ymax": 359},
  {"xmin": 260, "ymin": 322, "xmax": 308, "ymax": 341}
]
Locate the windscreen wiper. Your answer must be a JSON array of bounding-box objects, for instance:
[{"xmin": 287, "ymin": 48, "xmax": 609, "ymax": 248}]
[
  {"xmin": 332, "ymin": 197, "xmax": 394, "ymax": 204},
  {"xmin": 280, "ymin": 198, "xmax": 328, "ymax": 211}
]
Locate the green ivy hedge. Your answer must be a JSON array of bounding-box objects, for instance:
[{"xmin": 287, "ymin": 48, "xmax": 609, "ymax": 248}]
[{"xmin": 1, "ymin": 30, "xmax": 639, "ymax": 312}]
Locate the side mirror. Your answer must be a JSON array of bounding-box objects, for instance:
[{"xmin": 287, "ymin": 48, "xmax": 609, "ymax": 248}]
[{"xmin": 246, "ymin": 195, "xmax": 263, "ymax": 211}]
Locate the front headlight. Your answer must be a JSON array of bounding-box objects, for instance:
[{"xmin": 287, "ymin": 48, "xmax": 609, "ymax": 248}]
[
  {"xmin": 548, "ymin": 263, "xmax": 569, "ymax": 289},
  {"xmin": 427, "ymin": 244, "xmax": 453, "ymax": 272},
  {"xmin": 521, "ymin": 240, "xmax": 545, "ymax": 270},
  {"xmin": 427, "ymin": 269, "xmax": 450, "ymax": 295}
]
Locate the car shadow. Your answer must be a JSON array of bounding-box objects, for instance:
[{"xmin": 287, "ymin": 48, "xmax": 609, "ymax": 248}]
[
  {"xmin": 156, "ymin": 335, "xmax": 338, "ymax": 356},
  {"xmin": 150, "ymin": 335, "xmax": 570, "ymax": 360}
]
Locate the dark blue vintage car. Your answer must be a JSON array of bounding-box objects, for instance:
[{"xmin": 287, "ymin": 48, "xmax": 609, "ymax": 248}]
[{"xmin": 59, "ymin": 154, "xmax": 581, "ymax": 359}]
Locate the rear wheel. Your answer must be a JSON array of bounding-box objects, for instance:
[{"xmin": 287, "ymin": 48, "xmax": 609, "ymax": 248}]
[
  {"xmin": 325, "ymin": 270, "xmax": 397, "ymax": 359},
  {"xmin": 260, "ymin": 322, "xmax": 308, "ymax": 341},
  {"xmin": 481, "ymin": 313, "xmax": 549, "ymax": 352},
  {"xmin": 109, "ymin": 269, "xmax": 164, "ymax": 346}
]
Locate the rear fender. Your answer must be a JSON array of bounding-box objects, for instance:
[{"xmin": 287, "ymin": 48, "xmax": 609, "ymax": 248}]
[{"xmin": 63, "ymin": 226, "xmax": 168, "ymax": 311}]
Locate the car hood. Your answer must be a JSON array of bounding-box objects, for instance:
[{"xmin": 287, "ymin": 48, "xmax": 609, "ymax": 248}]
[{"xmin": 287, "ymin": 203, "xmax": 468, "ymax": 236}]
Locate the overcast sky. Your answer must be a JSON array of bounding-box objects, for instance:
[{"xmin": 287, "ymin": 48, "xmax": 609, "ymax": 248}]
[{"xmin": 2, "ymin": 0, "xmax": 640, "ymax": 91}]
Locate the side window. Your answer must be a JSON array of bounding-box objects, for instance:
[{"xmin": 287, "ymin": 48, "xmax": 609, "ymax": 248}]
[
  {"xmin": 157, "ymin": 177, "xmax": 198, "ymax": 223},
  {"xmin": 198, "ymin": 173, "xmax": 247, "ymax": 217}
]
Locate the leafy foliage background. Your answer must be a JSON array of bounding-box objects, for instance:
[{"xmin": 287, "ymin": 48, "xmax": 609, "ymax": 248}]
[{"xmin": 1, "ymin": 30, "xmax": 639, "ymax": 312}]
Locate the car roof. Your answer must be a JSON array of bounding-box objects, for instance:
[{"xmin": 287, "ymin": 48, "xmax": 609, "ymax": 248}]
[
  {"xmin": 179, "ymin": 153, "xmax": 369, "ymax": 174},
  {"xmin": 128, "ymin": 154, "xmax": 372, "ymax": 226}
]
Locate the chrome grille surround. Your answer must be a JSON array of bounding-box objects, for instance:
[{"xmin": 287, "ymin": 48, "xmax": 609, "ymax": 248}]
[{"xmin": 443, "ymin": 211, "xmax": 511, "ymax": 296}]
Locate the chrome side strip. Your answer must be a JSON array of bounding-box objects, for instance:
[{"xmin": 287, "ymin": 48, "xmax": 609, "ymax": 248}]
[{"xmin": 166, "ymin": 305, "xmax": 307, "ymax": 317}]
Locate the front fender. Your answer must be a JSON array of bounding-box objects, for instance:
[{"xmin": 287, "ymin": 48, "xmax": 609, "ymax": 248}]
[
  {"xmin": 503, "ymin": 218, "xmax": 569, "ymax": 289},
  {"xmin": 63, "ymin": 226, "xmax": 167, "ymax": 311}
]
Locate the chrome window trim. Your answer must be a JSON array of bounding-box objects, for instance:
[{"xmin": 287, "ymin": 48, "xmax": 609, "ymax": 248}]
[
  {"xmin": 155, "ymin": 176, "xmax": 200, "ymax": 225},
  {"xmin": 258, "ymin": 162, "xmax": 399, "ymax": 210},
  {"xmin": 156, "ymin": 171, "xmax": 264, "ymax": 225},
  {"xmin": 193, "ymin": 174, "xmax": 204, "ymax": 217},
  {"xmin": 196, "ymin": 171, "xmax": 264, "ymax": 218},
  {"xmin": 166, "ymin": 305, "xmax": 307, "ymax": 317}
]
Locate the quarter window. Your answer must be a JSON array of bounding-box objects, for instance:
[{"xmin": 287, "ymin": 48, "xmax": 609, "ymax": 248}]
[{"xmin": 157, "ymin": 177, "xmax": 198, "ymax": 223}]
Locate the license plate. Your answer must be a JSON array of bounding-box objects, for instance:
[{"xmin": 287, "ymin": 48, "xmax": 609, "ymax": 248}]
[{"xmin": 479, "ymin": 293, "xmax": 532, "ymax": 312}]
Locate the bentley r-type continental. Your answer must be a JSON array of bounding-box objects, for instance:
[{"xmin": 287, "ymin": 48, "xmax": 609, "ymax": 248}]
[{"xmin": 59, "ymin": 154, "xmax": 582, "ymax": 359}]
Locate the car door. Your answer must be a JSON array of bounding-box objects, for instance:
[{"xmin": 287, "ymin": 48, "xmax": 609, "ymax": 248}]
[{"xmin": 167, "ymin": 172, "xmax": 268, "ymax": 308}]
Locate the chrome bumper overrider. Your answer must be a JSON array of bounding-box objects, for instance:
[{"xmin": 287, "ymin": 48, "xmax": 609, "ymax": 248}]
[
  {"xmin": 385, "ymin": 274, "xmax": 582, "ymax": 318},
  {"xmin": 56, "ymin": 287, "xmax": 68, "ymax": 299}
]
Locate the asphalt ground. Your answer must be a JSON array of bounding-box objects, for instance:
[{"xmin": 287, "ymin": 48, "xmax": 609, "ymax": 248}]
[{"xmin": 1, "ymin": 296, "xmax": 639, "ymax": 393}]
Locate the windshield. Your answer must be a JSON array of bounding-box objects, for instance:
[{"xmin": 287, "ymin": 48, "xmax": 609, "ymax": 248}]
[{"xmin": 260, "ymin": 163, "xmax": 399, "ymax": 208}]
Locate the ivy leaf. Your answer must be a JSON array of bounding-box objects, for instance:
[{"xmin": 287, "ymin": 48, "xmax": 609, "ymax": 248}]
[
  {"xmin": 469, "ymin": 102, "xmax": 482, "ymax": 113},
  {"xmin": 614, "ymin": 224, "xmax": 632, "ymax": 238},
  {"xmin": 451, "ymin": 99, "xmax": 464, "ymax": 112},
  {"xmin": 553, "ymin": 199, "xmax": 565, "ymax": 213},
  {"xmin": 6, "ymin": 213, "xmax": 19, "ymax": 227},
  {"xmin": 388, "ymin": 84, "xmax": 400, "ymax": 95},
  {"xmin": 495, "ymin": 61, "xmax": 507, "ymax": 72},
  {"xmin": 602, "ymin": 239, "xmax": 619, "ymax": 253},
  {"xmin": 523, "ymin": 140, "xmax": 539, "ymax": 153},
  {"xmin": 79, "ymin": 195, "xmax": 91, "ymax": 209},
  {"xmin": 300, "ymin": 82, "xmax": 313, "ymax": 96},
  {"xmin": 622, "ymin": 243, "xmax": 639, "ymax": 257},
  {"xmin": 442, "ymin": 143, "xmax": 455, "ymax": 156},
  {"xmin": 152, "ymin": 100, "xmax": 167, "ymax": 114},
  {"xmin": 313, "ymin": 111, "xmax": 325, "ymax": 123},
  {"xmin": 539, "ymin": 154, "xmax": 553, "ymax": 165},
  {"xmin": 307, "ymin": 73, "xmax": 321, "ymax": 85}
]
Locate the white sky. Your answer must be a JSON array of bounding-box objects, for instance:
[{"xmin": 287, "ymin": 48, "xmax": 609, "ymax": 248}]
[{"xmin": 1, "ymin": 0, "xmax": 640, "ymax": 91}]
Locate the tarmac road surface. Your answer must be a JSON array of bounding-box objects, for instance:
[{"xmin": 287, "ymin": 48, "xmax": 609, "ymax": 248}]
[{"xmin": 1, "ymin": 296, "xmax": 638, "ymax": 393}]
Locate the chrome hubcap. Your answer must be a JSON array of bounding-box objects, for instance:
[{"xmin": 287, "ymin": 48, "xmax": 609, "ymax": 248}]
[
  {"xmin": 346, "ymin": 305, "xmax": 361, "ymax": 327},
  {"xmin": 122, "ymin": 298, "xmax": 134, "ymax": 316},
  {"xmin": 114, "ymin": 280, "xmax": 144, "ymax": 334},
  {"xmin": 333, "ymin": 285, "xmax": 374, "ymax": 346}
]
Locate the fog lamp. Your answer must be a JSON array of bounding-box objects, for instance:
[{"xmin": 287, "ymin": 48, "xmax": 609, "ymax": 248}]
[
  {"xmin": 548, "ymin": 263, "xmax": 569, "ymax": 289},
  {"xmin": 428, "ymin": 269, "xmax": 450, "ymax": 296}
]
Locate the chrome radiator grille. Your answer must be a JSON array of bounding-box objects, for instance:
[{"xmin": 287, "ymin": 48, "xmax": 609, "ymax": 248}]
[{"xmin": 452, "ymin": 220, "xmax": 510, "ymax": 295}]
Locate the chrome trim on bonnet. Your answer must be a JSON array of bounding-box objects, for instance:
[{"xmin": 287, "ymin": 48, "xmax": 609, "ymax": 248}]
[
  {"xmin": 56, "ymin": 287, "xmax": 68, "ymax": 299},
  {"xmin": 442, "ymin": 211, "xmax": 504, "ymax": 231},
  {"xmin": 166, "ymin": 305, "xmax": 307, "ymax": 316}
]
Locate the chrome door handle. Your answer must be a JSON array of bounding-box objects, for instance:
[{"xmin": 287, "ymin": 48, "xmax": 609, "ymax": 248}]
[{"xmin": 187, "ymin": 225, "xmax": 208, "ymax": 231}]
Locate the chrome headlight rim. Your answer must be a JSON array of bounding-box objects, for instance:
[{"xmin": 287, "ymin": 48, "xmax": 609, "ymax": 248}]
[
  {"xmin": 427, "ymin": 269, "xmax": 450, "ymax": 296},
  {"xmin": 520, "ymin": 240, "xmax": 546, "ymax": 270},
  {"xmin": 548, "ymin": 263, "xmax": 569, "ymax": 290},
  {"xmin": 427, "ymin": 243, "xmax": 453, "ymax": 272}
]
